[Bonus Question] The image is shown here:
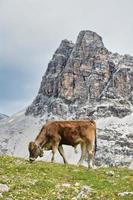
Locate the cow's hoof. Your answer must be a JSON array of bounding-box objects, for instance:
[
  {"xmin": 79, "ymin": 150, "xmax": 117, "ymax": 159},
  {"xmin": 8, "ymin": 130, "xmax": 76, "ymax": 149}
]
[
  {"xmin": 88, "ymin": 165, "xmax": 97, "ymax": 170},
  {"xmin": 91, "ymin": 165, "xmax": 97, "ymax": 170}
]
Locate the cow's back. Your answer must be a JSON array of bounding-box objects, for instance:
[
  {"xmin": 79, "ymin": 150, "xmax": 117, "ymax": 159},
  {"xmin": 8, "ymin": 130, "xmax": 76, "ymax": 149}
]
[{"xmin": 45, "ymin": 120, "xmax": 96, "ymax": 146}]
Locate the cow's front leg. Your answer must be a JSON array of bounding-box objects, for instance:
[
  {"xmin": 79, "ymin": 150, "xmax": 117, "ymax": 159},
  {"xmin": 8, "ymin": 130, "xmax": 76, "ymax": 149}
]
[
  {"xmin": 51, "ymin": 139, "xmax": 60, "ymax": 163},
  {"xmin": 51, "ymin": 145, "xmax": 57, "ymax": 163},
  {"xmin": 58, "ymin": 145, "xmax": 68, "ymax": 164}
]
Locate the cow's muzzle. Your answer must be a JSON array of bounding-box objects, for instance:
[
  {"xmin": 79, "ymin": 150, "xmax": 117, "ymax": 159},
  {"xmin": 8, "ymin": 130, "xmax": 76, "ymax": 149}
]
[{"xmin": 29, "ymin": 157, "xmax": 36, "ymax": 163}]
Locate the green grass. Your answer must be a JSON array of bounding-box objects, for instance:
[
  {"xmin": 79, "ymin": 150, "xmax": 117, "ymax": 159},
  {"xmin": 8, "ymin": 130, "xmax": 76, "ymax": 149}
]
[{"xmin": 0, "ymin": 156, "xmax": 133, "ymax": 200}]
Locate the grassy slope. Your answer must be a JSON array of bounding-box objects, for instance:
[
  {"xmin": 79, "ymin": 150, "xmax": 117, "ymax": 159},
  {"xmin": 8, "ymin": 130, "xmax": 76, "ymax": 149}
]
[{"xmin": 0, "ymin": 156, "xmax": 133, "ymax": 200}]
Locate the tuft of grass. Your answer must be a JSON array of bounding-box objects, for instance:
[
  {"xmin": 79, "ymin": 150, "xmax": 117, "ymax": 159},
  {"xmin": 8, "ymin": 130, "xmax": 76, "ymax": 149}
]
[{"xmin": 0, "ymin": 156, "xmax": 133, "ymax": 200}]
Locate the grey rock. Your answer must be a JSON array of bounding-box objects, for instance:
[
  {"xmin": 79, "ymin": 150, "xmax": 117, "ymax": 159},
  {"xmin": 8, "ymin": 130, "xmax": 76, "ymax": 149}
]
[
  {"xmin": 118, "ymin": 192, "xmax": 133, "ymax": 197},
  {"xmin": 0, "ymin": 184, "xmax": 9, "ymax": 193},
  {"xmin": 76, "ymin": 185, "xmax": 92, "ymax": 199},
  {"xmin": 129, "ymin": 161, "xmax": 133, "ymax": 170},
  {"xmin": 106, "ymin": 171, "xmax": 115, "ymax": 176}
]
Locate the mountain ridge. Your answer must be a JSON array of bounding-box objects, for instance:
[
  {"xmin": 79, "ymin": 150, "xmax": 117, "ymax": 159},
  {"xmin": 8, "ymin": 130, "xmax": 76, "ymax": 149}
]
[
  {"xmin": 0, "ymin": 113, "xmax": 9, "ymax": 120},
  {"xmin": 0, "ymin": 30, "xmax": 133, "ymax": 167}
]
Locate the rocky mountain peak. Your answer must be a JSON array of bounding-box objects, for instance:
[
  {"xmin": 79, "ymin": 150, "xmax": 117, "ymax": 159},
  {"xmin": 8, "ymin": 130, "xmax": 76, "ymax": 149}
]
[
  {"xmin": 43, "ymin": 39, "xmax": 74, "ymax": 78},
  {"xmin": 76, "ymin": 30, "xmax": 104, "ymax": 49},
  {"xmin": 26, "ymin": 30, "xmax": 133, "ymax": 119}
]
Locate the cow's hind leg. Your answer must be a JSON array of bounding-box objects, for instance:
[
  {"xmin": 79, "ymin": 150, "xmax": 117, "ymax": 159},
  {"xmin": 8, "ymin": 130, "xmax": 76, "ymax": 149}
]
[
  {"xmin": 51, "ymin": 146, "xmax": 56, "ymax": 163},
  {"xmin": 86, "ymin": 142, "xmax": 95, "ymax": 168},
  {"xmin": 58, "ymin": 145, "xmax": 68, "ymax": 164},
  {"xmin": 77, "ymin": 142, "xmax": 86, "ymax": 166}
]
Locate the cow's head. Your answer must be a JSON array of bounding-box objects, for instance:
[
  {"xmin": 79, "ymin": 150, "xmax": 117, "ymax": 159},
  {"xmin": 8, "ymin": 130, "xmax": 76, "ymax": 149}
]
[{"xmin": 28, "ymin": 141, "xmax": 44, "ymax": 162}]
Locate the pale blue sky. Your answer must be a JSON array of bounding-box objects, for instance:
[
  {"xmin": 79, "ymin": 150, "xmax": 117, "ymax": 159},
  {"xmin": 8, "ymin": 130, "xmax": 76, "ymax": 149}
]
[{"xmin": 0, "ymin": 0, "xmax": 133, "ymax": 115}]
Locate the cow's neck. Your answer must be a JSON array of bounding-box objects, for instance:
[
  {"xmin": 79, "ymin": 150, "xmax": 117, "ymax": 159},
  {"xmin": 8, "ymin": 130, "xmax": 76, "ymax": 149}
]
[{"xmin": 35, "ymin": 137, "xmax": 47, "ymax": 149}]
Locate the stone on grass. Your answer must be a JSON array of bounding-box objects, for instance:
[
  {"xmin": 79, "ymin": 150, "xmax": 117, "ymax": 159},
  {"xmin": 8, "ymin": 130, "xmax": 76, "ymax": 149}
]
[
  {"xmin": 76, "ymin": 185, "xmax": 92, "ymax": 199},
  {"xmin": 118, "ymin": 192, "xmax": 133, "ymax": 197},
  {"xmin": 106, "ymin": 171, "xmax": 115, "ymax": 176},
  {"xmin": 129, "ymin": 161, "xmax": 133, "ymax": 170},
  {"xmin": 61, "ymin": 183, "xmax": 71, "ymax": 187},
  {"xmin": 0, "ymin": 184, "xmax": 9, "ymax": 193}
]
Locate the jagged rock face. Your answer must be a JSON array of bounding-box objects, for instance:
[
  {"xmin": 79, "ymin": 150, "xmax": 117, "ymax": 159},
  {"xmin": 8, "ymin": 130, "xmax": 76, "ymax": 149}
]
[
  {"xmin": 26, "ymin": 30, "xmax": 133, "ymax": 119},
  {"xmin": 0, "ymin": 114, "xmax": 8, "ymax": 121},
  {"xmin": 39, "ymin": 39, "xmax": 74, "ymax": 98}
]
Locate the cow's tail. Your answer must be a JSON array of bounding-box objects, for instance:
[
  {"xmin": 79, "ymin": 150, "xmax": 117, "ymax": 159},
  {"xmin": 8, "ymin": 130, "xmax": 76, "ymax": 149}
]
[{"xmin": 94, "ymin": 128, "xmax": 97, "ymax": 155}]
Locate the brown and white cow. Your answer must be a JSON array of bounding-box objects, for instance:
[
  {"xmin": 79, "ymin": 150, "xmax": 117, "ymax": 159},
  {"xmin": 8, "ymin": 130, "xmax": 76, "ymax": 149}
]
[{"xmin": 28, "ymin": 120, "xmax": 97, "ymax": 168}]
